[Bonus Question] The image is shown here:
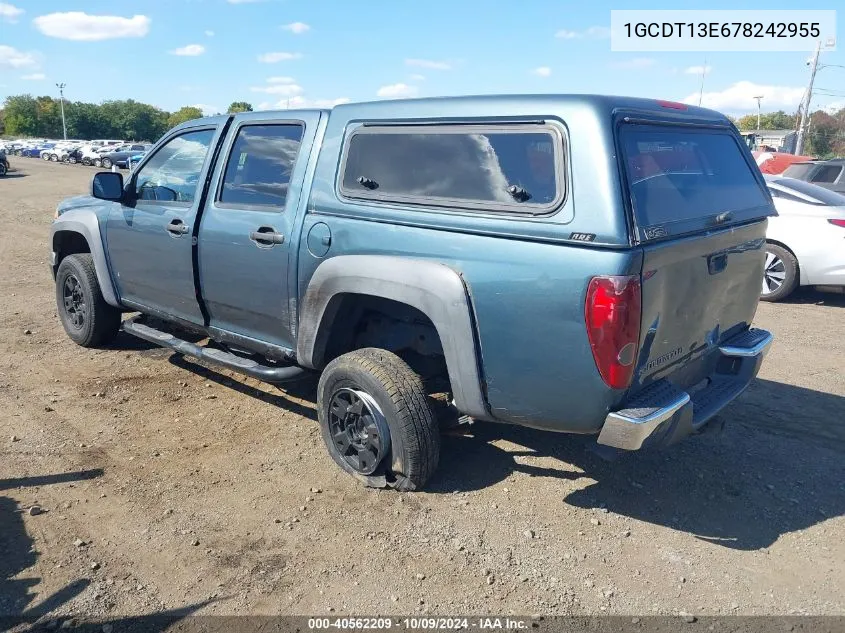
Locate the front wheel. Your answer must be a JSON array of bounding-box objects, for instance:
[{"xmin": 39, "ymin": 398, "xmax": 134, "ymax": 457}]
[
  {"xmin": 317, "ymin": 348, "xmax": 440, "ymax": 491},
  {"xmin": 42, "ymin": 153, "xmax": 50, "ymax": 161},
  {"xmin": 0, "ymin": 162, "xmax": 6, "ymax": 177},
  {"xmin": 760, "ymin": 243, "xmax": 799, "ymax": 302},
  {"xmin": 55, "ymin": 254, "xmax": 121, "ymax": 347},
  {"xmin": 82, "ymin": 158, "xmax": 91, "ymax": 166},
  {"xmin": 93, "ymin": 159, "xmax": 102, "ymax": 168},
  {"xmin": 50, "ymin": 154, "xmax": 59, "ymax": 162},
  {"xmin": 101, "ymin": 157, "xmax": 112, "ymax": 169},
  {"xmin": 68, "ymin": 156, "xmax": 77, "ymax": 164}
]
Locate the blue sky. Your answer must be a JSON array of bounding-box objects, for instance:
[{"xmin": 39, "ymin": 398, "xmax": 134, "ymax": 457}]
[{"xmin": 1, "ymin": 0, "xmax": 843, "ymax": 117}]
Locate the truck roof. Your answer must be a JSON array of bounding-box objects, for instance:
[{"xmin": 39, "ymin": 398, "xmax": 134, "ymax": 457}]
[{"xmin": 178, "ymin": 94, "xmax": 730, "ymax": 130}]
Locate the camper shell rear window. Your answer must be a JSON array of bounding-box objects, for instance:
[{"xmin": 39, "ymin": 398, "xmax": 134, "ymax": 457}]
[{"xmin": 619, "ymin": 124, "xmax": 773, "ymax": 240}]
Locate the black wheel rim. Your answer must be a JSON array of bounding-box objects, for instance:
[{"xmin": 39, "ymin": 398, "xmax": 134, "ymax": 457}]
[
  {"xmin": 327, "ymin": 388, "xmax": 390, "ymax": 475},
  {"xmin": 762, "ymin": 251, "xmax": 786, "ymax": 295},
  {"xmin": 63, "ymin": 274, "xmax": 87, "ymax": 330}
]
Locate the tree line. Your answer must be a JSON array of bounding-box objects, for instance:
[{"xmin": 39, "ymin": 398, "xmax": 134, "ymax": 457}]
[
  {"xmin": 733, "ymin": 108, "xmax": 845, "ymax": 158},
  {"xmin": 0, "ymin": 95, "xmax": 253, "ymax": 142},
  {"xmin": 2, "ymin": 93, "xmax": 843, "ymax": 157}
]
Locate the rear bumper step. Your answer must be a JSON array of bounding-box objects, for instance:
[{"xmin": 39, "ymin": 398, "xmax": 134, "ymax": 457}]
[
  {"xmin": 122, "ymin": 317, "xmax": 307, "ymax": 384},
  {"xmin": 597, "ymin": 328, "xmax": 773, "ymax": 450}
]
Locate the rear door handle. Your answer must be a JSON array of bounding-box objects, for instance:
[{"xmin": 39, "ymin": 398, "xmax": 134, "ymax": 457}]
[
  {"xmin": 249, "ymin": 227, "xmax": 285, "ymax": 247},
  {"xmin": 166, "ymin": 219, "xmax": 189, "ymax": 236}
]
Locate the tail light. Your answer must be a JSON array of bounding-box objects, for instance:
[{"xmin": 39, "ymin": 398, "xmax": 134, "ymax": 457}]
[
  {"xmin": 585, "ymin": 275, "xmax": 642, "ymax": 390},
  {"xmin": 828, "ymin": 219, "xmax": 845, "ymax": 228}
]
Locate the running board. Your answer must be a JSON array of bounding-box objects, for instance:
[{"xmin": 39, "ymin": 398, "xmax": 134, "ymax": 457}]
[{"xmin": 121, "ymin": 317, "xmax": 307, "ymax": 384}]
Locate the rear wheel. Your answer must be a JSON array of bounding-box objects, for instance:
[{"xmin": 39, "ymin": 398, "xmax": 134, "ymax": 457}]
[
  {"xmin": 93, "ymin": 159, "xmax": 102, "ymax": 168},
  {"xmin": 69, "ymin": 156, "xmax": 77, "ymax": 164},
  {"xmin": 760, "ymin": 243, "xmax": 798, "ymax": 302},
  {"xmin": 101, "ymin": 157, "xmax": 112, "ymax": 169},
  {"xmin": 0, "ymin": 162, "xmax": 6, "ymax": 177},
  {"xmin": 50, "ymin": 154, "xmax": 59, "ymax": 162},
  {"xmin": 317, "ymin": 348, "xmax": 440, "ymax": 491},
  {"xmin": 42, "ymin": 153, "xmax": 50, "ymax": 161},
  {"xmin": 55, "ymin": 254, "xmax": 121, "ymax": 347}
]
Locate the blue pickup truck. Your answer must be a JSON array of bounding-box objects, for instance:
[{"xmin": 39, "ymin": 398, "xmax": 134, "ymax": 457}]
[{"xmin": 51, "ymin": 94, "xmax": 775, "ymax": 490}]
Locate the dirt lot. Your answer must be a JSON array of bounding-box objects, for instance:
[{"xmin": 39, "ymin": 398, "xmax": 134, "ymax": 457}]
[{"xmin": 1, "ymin": 158, "xmax": 844, "ymax": 625}]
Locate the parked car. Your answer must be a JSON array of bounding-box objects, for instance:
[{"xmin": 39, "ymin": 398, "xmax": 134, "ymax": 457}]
[
  {"xmin": 0, "ymin": 149, "xmax": 8, "ymax": 176},
  {"xmin": 782, "ymin": 158, "xmax": 845, "ymax": 194},
  {"xmin": 50, "ymin": 96, "xmax": 775, "ymax": 490},
  {"xmin": 21, "ymin": 143, "xmax": 54, "ymax": 158},
  {"xmin": 127, "ymin": 152, "xmax": 147, "ymax": 170},
  {"xmin": 64, "ymin": 147, "xmax": 85, "ymax": 164},
  {"xmin": 761, "ymin": 175, "xmax": 845, "ymax": 301},
  {"xmin": 99, "ymin": 144, "xmax": 151, "ymax": 169}
]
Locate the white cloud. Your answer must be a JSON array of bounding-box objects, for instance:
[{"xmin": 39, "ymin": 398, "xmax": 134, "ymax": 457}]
[
  {"xmin": 257, "ymin": 51, "xmax": 302, "ymax": 63},
  {"xmin": 555, "ymin": 26, "xmax": 609, "ymax": 39},
  {"xmin": 171, "ymin": 44, "xmax": 206, "ymax": 56},
  {"xmin": 0, "ymin": 45, "xmax": 37, "ymax": 69},
  {"xmin": 282, "ymin": 22, "xmax": 310, "ymax": 34},
  {"xmin": 0, "ymin": 2, "xmax": 24, "ymax": 23},
  {"xmin": 532, "ymin": 66, "xmax": 552, "ymax": 77},
  {"xmin": 682, "ymin": 80, "xmax": 805, "ymax": 114},
  {"xmin": 204, "ymin": 30, "xmax": 214, "ymax": 37},
  {"xmin": 193, "ymin": 103, "xmax": 220, "ymax": 116},
  {"xmin": 684, "ymin": 65, "xmax": 712, "ymax": 75},
  {"xmin": 405, "ymin": 58, "xmax": 451, "ymax": 71},
  {"xmin": 612, "ymin": 57, "xmax": 656, "ymax": 70},
  {"xmin": 34, "ymin": 12, "xmax": 150, "ymax": 41},
  {"xmin": 266, "ymin": 76, "xmax": 296, "ymax": 84},
  {"xmin": 377, "ymin": 83, "xmax": 419, "ymax": 98},
  {"xmin": 21, "ymin": 72, "xmax": 45, "ymax": 80},
  {"xmin": 255, "ymin": 96, "xmax": 351, "ymax": 110},
  {"xmin": 823, "ymin": 101, "xmax": 845, "ymax": 114},
  {"xmin": 250, "ymin": 82, "xmax": 304, "ymax": 96}
]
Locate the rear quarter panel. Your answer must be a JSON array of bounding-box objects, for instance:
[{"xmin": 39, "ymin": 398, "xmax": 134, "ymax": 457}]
[{"xmin": 297, "ymin": 96, "xmax": 653, "ymax": 432}]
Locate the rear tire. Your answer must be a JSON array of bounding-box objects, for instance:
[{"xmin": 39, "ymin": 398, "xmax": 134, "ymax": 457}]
[
  {"xmin": 101, "ymin": 157, "xmax": 112, "ymax": 169},
  {"xmin": 55, "ymin": 254, "xmax": 121, "ymax": 347},
  {"xmin": 760, "ymin": 243, "xmax": 798, "ymax": 302},
  {"xmin": 0, "ymin": 163, "xmax": 6, "ymax": 177},
  {"xmin": 317, "ymin": 348, "xmax": 440, "ymax": 491},
  {"xmin": 50, "ymin": 154, "xmax": 59, "ymax": 162},
  {"xmin": 94, "ymin": 159, "xmax": 102, "ymax": 168}
]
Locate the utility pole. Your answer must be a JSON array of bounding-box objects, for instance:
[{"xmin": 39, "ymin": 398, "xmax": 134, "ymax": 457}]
[
  {"xmin": 56, "ymin": 82, "xmax": 67, "ymax": 140},
  {"xmin": 753, "ymin": 95, "xmax": 764, "ymax": 130},
  {"xmin": 796, "ymin": 40, "xmax": 822, "ymax": 155},
  {"xmin": 697, "ymin": 57, "xmax": 707, "ymax": 106}
]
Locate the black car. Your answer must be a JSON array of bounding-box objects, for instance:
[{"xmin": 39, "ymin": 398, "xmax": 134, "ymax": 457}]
[
  {"xmin": 782, "ymin": 158, "xmax": 845, "ymax": 195},
  {"xmin": 0, "ymin": 149, "xmax": 9, "ymax": 176},
  {"xmin": 100, "ymin": 144, "xmax": 151, "ymax": 169}
]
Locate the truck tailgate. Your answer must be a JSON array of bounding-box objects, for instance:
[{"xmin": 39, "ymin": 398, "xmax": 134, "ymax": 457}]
[{"xmin": 633, "ymin": 221, "xmax": 767, "ymax": 389}]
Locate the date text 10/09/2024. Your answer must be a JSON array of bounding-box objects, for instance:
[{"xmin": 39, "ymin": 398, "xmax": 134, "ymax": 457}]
[{"xmin": 307, "ymin": 618, "xmax": 530, "ymax": 630}]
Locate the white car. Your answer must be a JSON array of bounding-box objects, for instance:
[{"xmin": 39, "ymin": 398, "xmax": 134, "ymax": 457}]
[{"xmin": 762, "ymin": 175, "xmax": 845, "ymax": 301}]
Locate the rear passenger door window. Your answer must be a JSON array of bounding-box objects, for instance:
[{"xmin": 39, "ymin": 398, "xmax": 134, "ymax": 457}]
[
  {"xmin": 218, "ymin": 124, "xmax": 304, "ymax": 209},
  {"xmin": 809, "ymin": 165, "xmax": 843, "ymax": 184},
  {"xmin": 339, "ymin": 125, "xmax": 564, "ymax": 214}
]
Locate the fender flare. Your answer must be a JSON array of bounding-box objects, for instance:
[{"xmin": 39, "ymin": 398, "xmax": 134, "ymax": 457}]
[
  {"xmin": 297, "ymin": 255, "xmax": 489, "ymax": 420},
  {"xmin": 51, "ymin": 210, "xmax": 121, "ymax": 308}
]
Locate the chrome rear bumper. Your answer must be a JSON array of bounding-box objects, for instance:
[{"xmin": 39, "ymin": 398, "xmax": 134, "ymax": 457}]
[{"xmin": 597, "ymin": 328, "xmax": 773, "ymax": 450}]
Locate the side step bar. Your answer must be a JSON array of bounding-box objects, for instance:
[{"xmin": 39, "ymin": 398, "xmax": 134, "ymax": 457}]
[{"xmin": 122, "ymin": 317, "xmax": 307, "ymax": 384}]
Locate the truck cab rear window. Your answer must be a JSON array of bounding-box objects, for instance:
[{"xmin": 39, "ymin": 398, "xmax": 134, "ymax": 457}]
[
  {"xmin": 620, "ymin": 126, "xmax": 770, "ymax": 236},
  {"xmin": 340, "ymin": 125, "xmax": 563, "ymax": 213}
]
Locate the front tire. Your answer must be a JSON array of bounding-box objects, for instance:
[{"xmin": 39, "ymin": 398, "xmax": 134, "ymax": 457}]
[
  {"xmin": 0, "ymin": 163, "xmax": 6, "ymax": 177},
  {"xmin": 55, "ymin": 254, "xmax": 121, "ymax": 347},
  {"xmin": 93, "ymin": 159, "xmax": 102, "ymax": 168},
  {"xmin": 101, "ymin": 157, "xmax": 112, "ymax": 169},
  {"xmin": 317, "ymin": 348, "xmax": 440, "ymax": 491},
  {"xmin": 760, "ymin": 243, "xmax": 798, "ymax": 302}
]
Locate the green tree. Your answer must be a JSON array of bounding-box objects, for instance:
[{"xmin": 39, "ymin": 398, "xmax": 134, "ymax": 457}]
[
  {"xmin": 759, "ymin": 111, "xmax": 797, "ymax": 130},
  {"xmin": 167, "ymin": 106, "xmax": 204, "ymax": 129},
  {"xmin": 735, "ymin": 114, "xmax": 758, "ymax": 130},
  {"xmin": 2, "ymin": 94, "xmax": 39, "ymax": 136},
  {"xmin": 227, "ymin": 101, "xmax": 253, "ymax": 113}
]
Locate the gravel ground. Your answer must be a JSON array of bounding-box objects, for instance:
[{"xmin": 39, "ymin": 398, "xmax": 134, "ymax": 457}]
[{"xmin": 1, "ymin": 159, "xmax": 843, "ymax": 626}]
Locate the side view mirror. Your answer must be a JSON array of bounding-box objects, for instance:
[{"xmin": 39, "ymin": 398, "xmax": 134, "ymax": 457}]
[{"xmin": 92, "ymin": 172, "xmax": 124, "ymax": 201}]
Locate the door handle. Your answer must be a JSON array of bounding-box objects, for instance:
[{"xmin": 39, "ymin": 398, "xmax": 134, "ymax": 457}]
[
  {"xmin": 249, "ymin": 227, "xmax": 285, "ymax": 247},
  {"xmin": 166, "ymin": 219, "xmax": 189, "ymax": 236}
]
